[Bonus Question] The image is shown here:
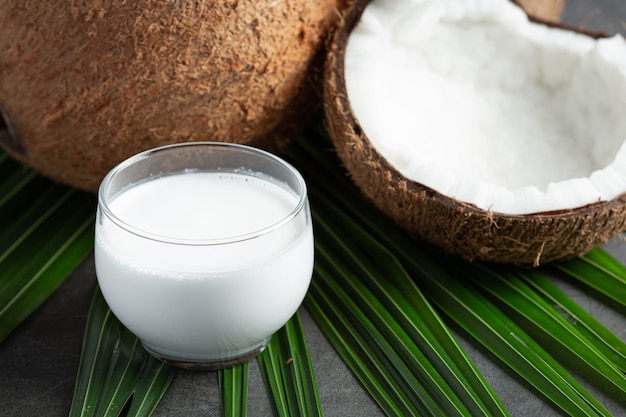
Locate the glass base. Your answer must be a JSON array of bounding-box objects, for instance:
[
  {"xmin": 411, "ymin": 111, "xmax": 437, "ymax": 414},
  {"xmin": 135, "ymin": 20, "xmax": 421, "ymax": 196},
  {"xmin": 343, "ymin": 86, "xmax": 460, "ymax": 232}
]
[{"xmin": 142, "ymin": 339, "xmax": 270, "ymax": 370}]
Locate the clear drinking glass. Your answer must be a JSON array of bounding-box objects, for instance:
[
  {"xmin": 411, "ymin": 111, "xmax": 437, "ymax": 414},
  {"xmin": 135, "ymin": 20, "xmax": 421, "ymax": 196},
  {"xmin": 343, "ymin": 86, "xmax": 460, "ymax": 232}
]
[{"xmin": 94, "ymin": 142, "xmax": 313, "ymax": 370}]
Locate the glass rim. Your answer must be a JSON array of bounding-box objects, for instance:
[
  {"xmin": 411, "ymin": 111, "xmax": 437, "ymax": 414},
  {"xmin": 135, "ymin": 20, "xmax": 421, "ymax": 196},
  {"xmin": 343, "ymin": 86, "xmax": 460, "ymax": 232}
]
[{"xmin": 97, "ymin": 141, "xmax": 308, "ymax": 246}]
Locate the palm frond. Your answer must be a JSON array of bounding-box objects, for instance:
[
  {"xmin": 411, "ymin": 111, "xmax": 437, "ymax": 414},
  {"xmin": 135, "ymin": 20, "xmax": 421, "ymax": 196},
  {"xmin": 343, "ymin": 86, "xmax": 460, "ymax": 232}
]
[
  {"xmin": 219, "ymin": 362, "xmax": 249, "ymax": 417},
  {"xmin": 0, "ymin": 151, "xmax": 95, "ymax": 343},
  {"xmin": 464, "ymin": 264, "xmax": 626, "ymax": 395},
  {"xmin": 554, "ymin": 249, "xmax": 626, "ymax": 307},
  {"xmin": 69, "ymin": 287, "xmax": 177, "ymax": 417},
  {"xmin": 520, "ymin": 267, "xmax": 626, "ymax": 372},
  {"xmin": 257, "ymin": 311, "xmax": 323, "ymax": 417}
]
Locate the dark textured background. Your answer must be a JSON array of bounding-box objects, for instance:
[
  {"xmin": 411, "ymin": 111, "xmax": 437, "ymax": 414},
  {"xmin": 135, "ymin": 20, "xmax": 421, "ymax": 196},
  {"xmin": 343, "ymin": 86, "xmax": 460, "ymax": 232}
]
[{"xmin": 2, "ymin": 1, "xmax": 626, "ymax": 416}]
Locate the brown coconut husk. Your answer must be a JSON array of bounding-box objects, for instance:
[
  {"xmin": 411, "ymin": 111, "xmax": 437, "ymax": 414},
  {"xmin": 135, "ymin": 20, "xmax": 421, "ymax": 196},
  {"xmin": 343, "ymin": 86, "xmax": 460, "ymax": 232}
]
[
  {"xmin": 0, "ymin": 0, "xmax": 348, "ymax": 192},
  {"xmin": 323, "ymin": 0, "xmax": 626, "ymax": 266},
  {"xmin": 516, "ymin": 0, "xmax": 565, "ymax": 23}
]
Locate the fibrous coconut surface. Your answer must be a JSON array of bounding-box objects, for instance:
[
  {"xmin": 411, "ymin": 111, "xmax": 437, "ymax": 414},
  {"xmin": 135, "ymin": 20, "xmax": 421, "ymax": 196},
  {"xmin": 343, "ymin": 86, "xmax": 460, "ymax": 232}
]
[{"xmin": 0, "ymin": 0, "xmax": 346, "ymax": 192}]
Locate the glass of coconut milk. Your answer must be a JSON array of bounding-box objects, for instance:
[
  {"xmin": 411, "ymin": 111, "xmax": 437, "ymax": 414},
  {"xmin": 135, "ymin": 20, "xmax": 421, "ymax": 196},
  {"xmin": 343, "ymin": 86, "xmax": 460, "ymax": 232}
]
[{"xmin": 94, "ymin": 142, "xmax": 313, "ymax": 369}]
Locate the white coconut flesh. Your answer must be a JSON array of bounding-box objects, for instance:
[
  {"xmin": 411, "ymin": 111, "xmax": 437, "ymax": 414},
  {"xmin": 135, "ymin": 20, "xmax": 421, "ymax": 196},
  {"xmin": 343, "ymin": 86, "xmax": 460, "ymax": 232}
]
[{"xmin": 344, "ymin": 0, "xmax": 626, "ymax": 215}]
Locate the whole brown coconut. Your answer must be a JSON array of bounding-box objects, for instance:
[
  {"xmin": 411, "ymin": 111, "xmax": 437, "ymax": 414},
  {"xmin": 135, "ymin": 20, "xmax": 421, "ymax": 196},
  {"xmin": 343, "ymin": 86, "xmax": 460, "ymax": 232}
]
[
  {"xmin": 324, "ymin": 0, "xmax": 626, "ymax": 266},
  {"xmin": 0, "ymin": 0, "xmax": 346, "ymax": 192}
]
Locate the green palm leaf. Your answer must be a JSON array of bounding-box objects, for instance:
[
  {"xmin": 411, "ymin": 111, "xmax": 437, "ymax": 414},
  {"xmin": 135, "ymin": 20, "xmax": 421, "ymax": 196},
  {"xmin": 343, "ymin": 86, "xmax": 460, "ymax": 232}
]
[
  {"xmin": 310, "ymin": 201, "xmax": 506, "ymax": 416},
  {"xmin": 554, "ymin": 249, "xmax": 626, "ymax": 307},
  {"xmin": 0, "ymin": 153, "xmax": 38, "ymax": 207},
  {"xmin": 463, "ymin": 264, "xmax": 626, "ymax": 393},
  {"xmin": 308, "ymin": 266, "xmax": 438, "ymax": 416},
  {"xmin": 0, "ymin": 151, "xmax": 95, "ymax": 343},
  {"xmin": 257, "ymin": 312, "xmax": 322, "ymax": 417},
  {"xmin": 520, "ymin": 267, "xmax": 626, "ymax": 372},
  {"xmin": 219, "ymin": 362, "xmax": 249, "ymax": 417},
  {"xmin": 69, "ymin": 287, "xmax": 177, "ymax": 417}
]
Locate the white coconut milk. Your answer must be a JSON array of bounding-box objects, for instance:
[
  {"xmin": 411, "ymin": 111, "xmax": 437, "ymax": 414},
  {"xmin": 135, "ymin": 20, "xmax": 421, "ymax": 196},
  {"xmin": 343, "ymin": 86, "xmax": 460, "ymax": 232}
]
[{"xmin": 95, "ymin": 171, "xmax": 313, "ymax": 361}]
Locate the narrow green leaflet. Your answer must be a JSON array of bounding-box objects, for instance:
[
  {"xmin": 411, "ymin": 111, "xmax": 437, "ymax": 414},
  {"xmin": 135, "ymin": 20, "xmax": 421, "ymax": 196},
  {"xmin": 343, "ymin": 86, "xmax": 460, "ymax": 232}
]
[
  {"xmin": 0, "ymin": 153, "xmax": 96, "ymax": 342},
  {"xmin": 312, "ymin": 188, "xmax": 504, "ymax": 415},
  {"xmin": 0, "ymin": 185, "xmax": 75, "ymax": 264},
  {"xmin": 69, "ymin": 287, "xmax": 177, "ymax": 417},
  {"xmin": 462, "ymin": 264, "xmax": 626, "ymax": 398},
  {"xmin": 554, "ymin": 247, "xmax": 626, "ymax": 308},
  {"xmin": 306, "ymin": 282, "xmax": 411, "ymax": 416},
  {"xmin": 415, "ymin": 263, "xmax": 611, "ymax": 417},
  {"xmin": 312, "ymin": 205, "xmax": 505, "ymax": 416},
  {"xmin": 219, "ymin": 362, "xmax": 249, "ymax": 417},
  {"xmin": 519, "ymin": 268, "xmax": 626, "ymax": 372},
  {"xmin": 0, "ymin": 155, "xmax": 38, "ymax": 208},
  {"xmin": 257, "ymin": 312, "xmax": 322, "ymax": 417},
  {"xmin": 308, "ymin": 265, "xmax": 439, "ymax": 416}
]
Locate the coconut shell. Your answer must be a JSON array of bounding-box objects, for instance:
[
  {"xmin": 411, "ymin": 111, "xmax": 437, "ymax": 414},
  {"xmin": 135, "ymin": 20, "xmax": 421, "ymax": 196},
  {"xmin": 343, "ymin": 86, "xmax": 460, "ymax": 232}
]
[
  {"xmin": 324, "ymin": 0, "xmax": 626, "ymax": 266},
  {"xmin": 0, "ymin": 0, "xmax": 347, "ymax": 192},
  {"xmin": 516, "ymin": 0, "xmax": 564, "ymax": 23}
]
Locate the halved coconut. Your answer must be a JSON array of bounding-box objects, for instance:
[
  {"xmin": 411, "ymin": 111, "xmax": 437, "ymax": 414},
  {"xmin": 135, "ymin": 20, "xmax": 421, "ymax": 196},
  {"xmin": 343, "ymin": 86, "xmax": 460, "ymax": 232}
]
[
  {"xmin": 324, "ymin": 0, "xmax": 626, "ymax": 266},
  {"xmin": 0, "ymin": 0, "xmax": 346, "ymax": 192}
]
